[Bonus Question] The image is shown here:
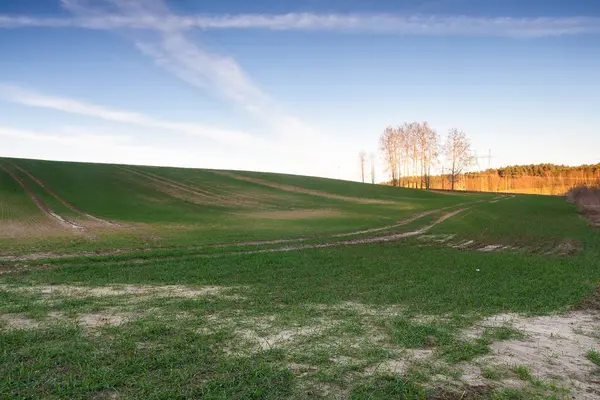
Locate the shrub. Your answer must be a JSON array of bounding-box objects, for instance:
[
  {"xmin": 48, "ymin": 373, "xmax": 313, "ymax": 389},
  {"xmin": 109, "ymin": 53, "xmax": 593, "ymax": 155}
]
[{"xmin": 566, "ymin": 185, "xmax": 600, "ymax": 216}]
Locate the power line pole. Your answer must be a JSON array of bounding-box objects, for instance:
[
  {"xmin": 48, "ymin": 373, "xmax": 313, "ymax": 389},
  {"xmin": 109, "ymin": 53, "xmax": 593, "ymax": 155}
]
[{"xmin": 477, "ymin": 149, "xmax": 493, "ymax": 170}]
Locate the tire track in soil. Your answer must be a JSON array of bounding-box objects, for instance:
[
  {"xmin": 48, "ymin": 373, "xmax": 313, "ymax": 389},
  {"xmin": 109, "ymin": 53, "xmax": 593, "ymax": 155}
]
[
  {"xmin": 123, "ymin": 167, "xmax": 278, "ymax": 208},
  {"xmin": 121, "ymin": 167, "xmax": 229, "ymax": 204},
  {"xmin": 0, "ymin": 164, "xmax": 83, "ymax": 230},
  {"xmin": 85, "ymin": 208, "xmax": 471, "ymax": 262},
  {"xmin": 214, "ymin": 171, "xmax": 396, "ymax": 205},
  {"xmin": 213, "ymin": 207, "xmax": 468, "ymax": 257},
  {"xmin": 0, "ymin": 205, "xmax": 468, "ymax": 262},
  {"xmin": 124, "ymin": 167, "xmax": 222, "ymax": 198},
  {"xmin": 11, "ymin": 163, "xmax": 116, "ymax": 226}
]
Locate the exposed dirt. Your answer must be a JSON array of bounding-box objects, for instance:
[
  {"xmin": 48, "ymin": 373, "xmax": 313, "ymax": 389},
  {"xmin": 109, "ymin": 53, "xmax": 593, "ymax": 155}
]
[
  {"xmin": 0, "ymin": 284, "xmax": 242, "ymax": 300},
  {"xmin": 577, "ymin": 286, "xmax": 600, "ymax": 311},
  {"xmin": 215, "ymin": 171, "xmax": 396, "ymax": 204},
  {"xmin": 239, "ymin": 325, "xmax": 325, "ymax": 351},
  {"xmin": 554, "ymin": 238, "xmax": 582, "ymax": 256},
  {"xmin": 126, "ymin": 167, "xmax": 222, "ymax": 199},
  {"xmin": 78, "ymin": 311, "xmax": 133, "ymax": 328},
  {"xmin": 0, "ymin": 163, "xmax": 83, "ymax": 230},
  {"xmin": 10, "ymin": 163, "xmax": 116, "ymax": 226},
  {"xmin": 1, "ymin": 310, "xmax": 132, "ymax": 330},
  {"xmin": 90, "ymin": 390, "xmax": 121, "ymax": 400},
  {"xmin": 0, "ymin": 206, "xmax": 459, "ymax": 262},
  {"xmin": 0, "ymin": 221, "xmax": 70, "ymax": 239},
  {"xmin": 417, "ymin": 233, "xmax": 583, "ymax": 257},
  {"xmin": 0, "ymin": 314, "xmax": 41, "ymax": 330},
  {"xmin": 123, "ymin": 167, "xmax": 269, "ymax": 208},
  {"xmin": 0, "ymin": 207, "xmax": 468, "ymax": 266},
  {"xmin": 462, "ymin": 311, "xmax": 600, "ymax": 399},
  {"xmin": 331, "ymin": 209, "xmax": 440, "ymax": 238},
  {"xmin": 429, "ymin": 385, "xmax": 494, "ymax": 400},
  {"xmin": 200, "ymin": 208, "xmax": 467, "ymax": 257},
  {"xmin": 365, "ymin": 349, "xmax": 433, "ymax": 375}
]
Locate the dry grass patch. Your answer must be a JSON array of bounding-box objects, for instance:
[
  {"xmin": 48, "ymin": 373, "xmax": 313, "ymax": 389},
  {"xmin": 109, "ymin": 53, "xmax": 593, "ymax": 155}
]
[
  {"xmin": 0, "ymin": 284, "xmax": 242, "ymax": 299},
  {"xmin": 567, "ymin": 185, "xmax": 600, "ymax": 226}
]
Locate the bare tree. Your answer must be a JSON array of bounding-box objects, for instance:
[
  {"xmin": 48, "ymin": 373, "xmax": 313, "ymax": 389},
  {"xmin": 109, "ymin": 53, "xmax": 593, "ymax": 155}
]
[
  {"xmin": 379, "ymin": 127, "xmax": 400, "ymax": 186},
  {"xmin": 399, "ymin": 123, "xmax": 412, "ymax": 188},
  {"xmin": 359, "ymin": 151, "xmax": 367, "ymax": 183},
  {"xmin": 422, "ymin": 123, "xmax": 440, "ymax": 190},
  {"xmin": 445, "ymin": 129, "xmax": 474, "ymax": 191},
  {"xmin": 370, "ymin": 153, "xmax": 376, "ymax": 184},
  {"xmin": 409, "ymin": 122, "xmax": 420, "ymax": 188}
]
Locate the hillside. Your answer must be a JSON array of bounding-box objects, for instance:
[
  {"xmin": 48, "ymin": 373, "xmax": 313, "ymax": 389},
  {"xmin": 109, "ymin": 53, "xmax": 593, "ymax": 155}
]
[
  {"xmin": 1, "ymin": 157, "xmax": 600, "ymax": 399},
  {"xmin": 0, "ymin": 157, "xmax": 476, "ymax": 254}
]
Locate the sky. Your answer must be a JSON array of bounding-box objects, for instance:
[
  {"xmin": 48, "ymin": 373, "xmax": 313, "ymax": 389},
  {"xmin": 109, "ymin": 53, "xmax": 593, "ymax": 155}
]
[{"xmin": 1, "ymin": 0, "xmax": 599, "ymax": 182}]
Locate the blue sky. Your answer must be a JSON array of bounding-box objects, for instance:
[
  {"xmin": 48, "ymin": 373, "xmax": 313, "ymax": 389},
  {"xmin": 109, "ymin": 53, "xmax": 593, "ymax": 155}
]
[{"xmin": 1, "ymin": 0, "xmax": 599, "ymax": 181}]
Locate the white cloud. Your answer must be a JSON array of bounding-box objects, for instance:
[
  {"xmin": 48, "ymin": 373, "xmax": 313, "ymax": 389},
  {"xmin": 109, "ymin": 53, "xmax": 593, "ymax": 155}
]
[
  {"xmin": 0, "ymin": 124, "xmax": 229, "ymax": 168},
  {"xmin": 59, "ymin": 0, "xmax": 323, "ymax": 146},
  {"xmin": 1, "ymin": 11, "xmax": 599, "ymax": 37},
  {"xmin": 0, "ymin": 83, "xmax": 256, "ymax": 146},
  {"xmin": 0, "ymin": 123, "xmax": 356, "ymax": 179},
  {"xmin": 0, "ymin": 83, "xmax": 352, "ymax": 178}
]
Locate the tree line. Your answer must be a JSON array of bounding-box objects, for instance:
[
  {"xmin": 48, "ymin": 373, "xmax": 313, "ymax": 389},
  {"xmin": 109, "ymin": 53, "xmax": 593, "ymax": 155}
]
[
  {"xmin": 359, "ymin": 122, "xmax": 474, "ymax": 191},
  {"xmin": 358, "ymin": 124, "xmax": 599, "ymax": 195},
  {"xmin": 476, "ymin": 163, "xmax": 600, "ymax": 179}
]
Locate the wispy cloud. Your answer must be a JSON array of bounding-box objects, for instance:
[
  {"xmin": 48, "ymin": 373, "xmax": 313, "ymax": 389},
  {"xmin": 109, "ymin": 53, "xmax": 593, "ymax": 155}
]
[
  {"xmin": 1, "ymin": 11, "xmax": 599, "ymax": 37},
  {"xmin": 58, "ymin": 0, "xmax": 319, "ymax": 143},
  {"xmin": 0, "ymin": 124, "xmax": 248, "ymax": 170},
  {"xmin": 0, "ymin": 83, "xmax": 256, "ymax": 145}
]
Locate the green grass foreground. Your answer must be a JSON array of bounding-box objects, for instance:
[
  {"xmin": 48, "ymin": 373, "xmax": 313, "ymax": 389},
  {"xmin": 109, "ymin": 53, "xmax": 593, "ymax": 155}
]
[{"xmin": 1, "ymin": 157, "xmax": 599, "ymax": 399}]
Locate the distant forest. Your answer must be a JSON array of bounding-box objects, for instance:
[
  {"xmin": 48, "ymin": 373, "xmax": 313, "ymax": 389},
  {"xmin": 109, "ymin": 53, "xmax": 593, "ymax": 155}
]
[
  {"xmin": 387, "ymin": 163, "xmax": 600, "ymax": 195},
  {"xmin": 370, "ymin": 122, "xmax": 599, "ymax": 195},
  {"xmin": 477, "ymin": 163, "xmax": 600, "ymax": 179}
]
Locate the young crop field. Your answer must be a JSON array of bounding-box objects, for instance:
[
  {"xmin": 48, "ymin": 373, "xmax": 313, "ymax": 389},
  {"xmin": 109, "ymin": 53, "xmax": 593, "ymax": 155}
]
[{"xmin": 0, "ymin": 157, "xmax": 599, "ymax": 399}]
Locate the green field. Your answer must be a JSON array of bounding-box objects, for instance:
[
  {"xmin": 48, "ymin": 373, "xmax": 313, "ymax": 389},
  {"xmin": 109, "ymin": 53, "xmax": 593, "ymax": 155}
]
[{"xmin": 1, "ymin": 157, "xmax": 599, "ymax": 399}]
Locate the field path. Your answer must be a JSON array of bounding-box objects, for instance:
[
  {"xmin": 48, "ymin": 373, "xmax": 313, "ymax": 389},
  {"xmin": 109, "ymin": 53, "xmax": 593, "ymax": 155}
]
[
  {"xmin": 1, "ymin": 205, "xmax": 468, "ymax": 262},
  {"xmin": 0, "ymin": 164, "xmax": 83, "ymax": 230},
  {"xmin": 11, "ymin": 163, "xmax": 115, "ymax": 226},
  {"xmin": 123, "ymin": 167, "xmax": 222, "ymax": 198},
  {"xmin": 198, "ymin": 208, "xmax": 469, "ymax": 257},
  {"xmin": 214, "ymin": 171, "xmax": 396, "ymax": 204},
  {"xmin": 122, "ymin": 167, "xmax": 232, "ymax": 205}
]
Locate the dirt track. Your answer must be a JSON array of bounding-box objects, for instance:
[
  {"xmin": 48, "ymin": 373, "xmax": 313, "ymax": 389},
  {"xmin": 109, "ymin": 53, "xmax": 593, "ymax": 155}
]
[
  {"xmin": 11, "ymin": 163, "xmax": 115, "ymax": 226},
  {"xmin": 0, "ymin": 163, "xmax": 83, "ymax": 230},
  {"xmin": 215, "ymin": 171, "xmax": 396, "ymax": 204}
]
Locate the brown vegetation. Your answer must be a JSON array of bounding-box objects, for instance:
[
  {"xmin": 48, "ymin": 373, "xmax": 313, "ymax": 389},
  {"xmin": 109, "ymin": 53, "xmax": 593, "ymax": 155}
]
[{"xmin": 567, "ymin": 185, "xmax": 600, "ymax": 226}]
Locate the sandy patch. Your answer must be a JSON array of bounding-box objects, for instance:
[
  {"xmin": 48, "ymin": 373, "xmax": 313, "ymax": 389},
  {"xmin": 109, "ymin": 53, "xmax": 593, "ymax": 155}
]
[
  {"xmin": 0, "ymin": 221, "xmax": 68, "ymax": 239},
  {"xmin": 1, "ymin": 310, "xmax": 133, "ymax": 330},
  {"xmin": 462, "ymin": 312, "xmax": 600, "ymax": 399},
  {"xmin": 0, "ymin": 284, "xmax": 244, "ymax": 301},
  {"xmin": 0, "ymin": 314, "xmax": 41, "ymax": 330},
  {"xmin": 78, "ymin": 311, "xmax": 133, "ymax": 328},
  {"xmin": 319, "ymin": 301, "xmax": 405, "ymax": 318},
  {"xmin": 240, "ymin": 325, "xmax": 324, "ymax": 350},
  {"xmin": 245, "ymin": 209, "xmax": 342, "ymax": 220},
  {"xmin": 366, "ymin": 349, "xmax": 434, "ymax": 375}
]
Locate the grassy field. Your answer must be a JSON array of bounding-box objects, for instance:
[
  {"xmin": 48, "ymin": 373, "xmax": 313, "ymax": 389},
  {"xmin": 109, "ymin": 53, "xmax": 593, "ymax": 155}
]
[{"xmin": 1, "ymin": 157, "xmax": 599, "ymax": 399}]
